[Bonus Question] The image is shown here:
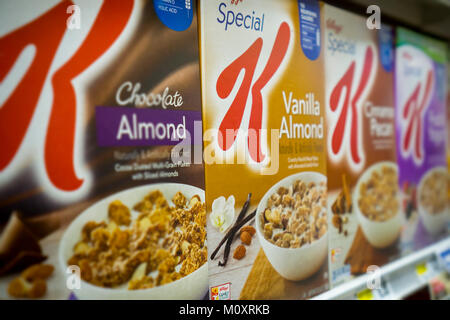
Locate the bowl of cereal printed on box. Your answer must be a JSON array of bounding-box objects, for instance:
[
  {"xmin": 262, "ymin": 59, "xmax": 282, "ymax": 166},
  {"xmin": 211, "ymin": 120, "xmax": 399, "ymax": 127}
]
[
  {"xmin": 256, "ymin": 172, "xmax": 328, "ymax": 281},
  {"xmin": 59, "ymin": 183, "xmax": 207, "ymax": 300},
  {"xmin": 417, "ymin": 167, "xmax": 449, "ymax": 235},
  {"xmin": 354, "ymin": 162, "xmax": 404, "ymax": 248}
]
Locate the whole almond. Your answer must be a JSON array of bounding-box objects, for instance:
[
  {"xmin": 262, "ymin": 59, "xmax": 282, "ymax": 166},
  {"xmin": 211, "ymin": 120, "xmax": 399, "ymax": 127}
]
[
  {"xmin": 233, "ymin": 245, "xmax": 246, "ymax": 260},
  {"xmin": 240, "ymin": 225, "xmax": 256, "ymax": 236},
  {"xmin": 240, "ymin": 231, "xmax": 252, "ymax": 245}
]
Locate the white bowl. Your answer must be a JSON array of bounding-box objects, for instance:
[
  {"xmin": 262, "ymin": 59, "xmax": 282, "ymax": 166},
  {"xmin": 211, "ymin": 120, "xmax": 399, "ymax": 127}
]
[
  {"xmin": 256, "ymin": 172, "xmax": 328, "ymax": 281},
  {"xmin": 417, "ymin": 167, "xmax": 449, "ymax": 235},
  {"xmin": 354, "ymin": 161, "xmax": 404, "ymax": 248},
  {"xmin": 59, "ymin": 183, "xmax": 208, "ymax": 300}
]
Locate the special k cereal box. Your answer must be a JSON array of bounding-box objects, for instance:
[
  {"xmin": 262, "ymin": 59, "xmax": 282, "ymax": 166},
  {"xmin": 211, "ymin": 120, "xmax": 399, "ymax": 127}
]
[
  {"xmin": 200, "ymin": 0, "xmax": 328, "ymax": 300},
  {"xmin": 0, "ymin": 1, "xmax": 207, "ymax": 299},
  {"xmin": 395, "ymin": 27, "xmax": 448, "ymax": 252},
  {"xmin": 324, "ymin": 4, "xmax": 402, "ymax": 287},
  {"xmin": 447, "ymin": 59, "xmax": 450, "ymax": 235}
]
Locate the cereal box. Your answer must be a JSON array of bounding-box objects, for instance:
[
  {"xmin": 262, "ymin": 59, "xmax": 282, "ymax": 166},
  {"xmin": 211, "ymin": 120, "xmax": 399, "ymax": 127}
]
[
  {"xmin": 200, "ymin": 0, "xmax": 328, "ymax": 300},
  {"xmin": 324, "ymin": 4, "xmax": 402, "ymax": 287},
  {"xmin": 447, "ymin": 58, "xmax": 450, "ymax": 235},
  {"xmin": 395, "ymin": 27, "xmax": 448, "ymax": 252},
  {"xmin": 0, "ymin": 0, "xmax": 207, "ymax": 299}
]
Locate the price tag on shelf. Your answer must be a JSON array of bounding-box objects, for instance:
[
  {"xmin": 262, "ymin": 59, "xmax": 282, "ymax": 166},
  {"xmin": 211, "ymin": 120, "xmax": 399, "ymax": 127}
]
[
  {"xmin": 416, "ymin": 263, "xmax": 427, "ymax": 276},
  {"xmin": 416, "ymin": 256, "xmax": 439, "ymax": 282},
  {"xmin": 356, "ymin": 288, "xmax": 374, "ymax": 300},
  {"xmin": 438, "ymin": 248, "xmax": 450, "ymax": 273}
]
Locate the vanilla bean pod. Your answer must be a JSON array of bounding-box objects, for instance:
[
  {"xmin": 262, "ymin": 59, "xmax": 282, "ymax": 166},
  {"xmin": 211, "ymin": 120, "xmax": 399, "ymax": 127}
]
[
  {"xmin": 218, "ymin": 210, "xmax": 255, "ymax": 267},
  {"xmin": 217, "ymin": 194, "xmax": 252, "ymax": 267},
  {"xmin": 211, "ymin": 193, "xmax": 252, "ymax": 260},
  {"xmin": 211, "ymin": 209, "xmax": 256, "ymax": 261},
  {"xmin": 236, "ymin": 193, "xmax": 252, "ymax": 223}
]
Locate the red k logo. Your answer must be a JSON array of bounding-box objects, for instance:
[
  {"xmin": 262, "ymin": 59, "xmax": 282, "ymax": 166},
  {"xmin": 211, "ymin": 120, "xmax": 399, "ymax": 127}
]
[
  {"xmin": 329, "ymin": 46, "xmax": 374, "ymax": 167},
  {"xmin": 401, "ymin": 69, "xmax": 434, "ymax": 164},
  {"xmin": 215, "ymin": 22, "xmax": 290, "ymax": 163},
  {"xmin": 0, "ymin": 0, "xmax": 133, "ymax": 193}
]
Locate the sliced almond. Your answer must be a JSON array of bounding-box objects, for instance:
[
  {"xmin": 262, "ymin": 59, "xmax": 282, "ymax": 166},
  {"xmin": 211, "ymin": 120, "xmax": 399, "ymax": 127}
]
[
  {"xmin": 139, "ymin": 217, "xmax": 151, "ymax": 232},
  {"xmin": 107, "ymin": 221, "xmax": 118, "ymax": 233},
  {"xmin": 73, "ymin": 241, "xmax": 93, "ymax": 255},
  {"xmin": 130, "ymin": 262, "xmax": 147, "ymax": 281}
]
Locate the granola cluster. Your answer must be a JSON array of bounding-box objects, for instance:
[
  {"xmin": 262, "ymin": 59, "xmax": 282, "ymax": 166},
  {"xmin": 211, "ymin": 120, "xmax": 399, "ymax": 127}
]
[
  {"xmin": 420, "ymin": 170, "xmax": 447, "ymax": 214},
  {"xmin": 261, "ymin": 180, "xmax": 327, "ymax": 248},
  {"xmin": 358, "ymin": 165, "xmax": 399, "ymax": 221},
  {"xmin": 67, "ymin": 190, "xmax": 206, "ymax": 290}
]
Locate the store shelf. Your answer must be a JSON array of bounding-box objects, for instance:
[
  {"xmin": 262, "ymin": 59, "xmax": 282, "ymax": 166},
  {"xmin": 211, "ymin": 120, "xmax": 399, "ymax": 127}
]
[
  {"xmin": 326, "ymin": 0, "xmax": 450, "ymax": 41},
  {"xmin": 313, "ymin": 237, "xmax": 450, "ymax": 300}
]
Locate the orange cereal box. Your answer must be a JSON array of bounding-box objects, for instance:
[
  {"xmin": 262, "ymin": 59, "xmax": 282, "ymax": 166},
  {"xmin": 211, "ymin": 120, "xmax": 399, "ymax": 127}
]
[
  {"xmin": 323, "ymin": 4, "xmax": 402, "ymax": 288},
  {"xmin": 200, "ymin": 0, "xmax": 328, "ymax": 300}
]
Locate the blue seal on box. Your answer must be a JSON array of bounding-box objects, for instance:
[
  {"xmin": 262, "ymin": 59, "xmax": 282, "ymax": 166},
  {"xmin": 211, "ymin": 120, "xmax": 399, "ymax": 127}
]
[
  {"xmin": 378, "ymin": 24, "xmax": 394, "ymax": 72},
  {"xmin": 298, "ymin": 0, "xmax": 321, "ymax": 61},
  {"xmin": 154, "ymin": 0, "xmax": 193, "ymax": 31}
]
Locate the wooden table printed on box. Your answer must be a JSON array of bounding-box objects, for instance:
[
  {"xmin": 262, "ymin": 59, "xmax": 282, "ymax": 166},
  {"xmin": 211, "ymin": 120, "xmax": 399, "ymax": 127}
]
[
  {"xmin": 239, "ymin": 248, "xmax": 327, "ymax": 300},
  {"xmin": 345, "ymin": 227, "xmax": 400, "ymax": 275}
]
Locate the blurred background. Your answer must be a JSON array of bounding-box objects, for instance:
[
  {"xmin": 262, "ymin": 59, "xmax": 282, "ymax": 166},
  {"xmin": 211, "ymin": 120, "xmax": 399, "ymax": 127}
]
[{"xmin": 328, "ymin": 0, "xmax": 449, "ymax": 42}]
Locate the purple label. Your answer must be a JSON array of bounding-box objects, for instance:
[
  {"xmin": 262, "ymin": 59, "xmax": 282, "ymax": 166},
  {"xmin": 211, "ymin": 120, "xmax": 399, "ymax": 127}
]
[
  {"xmin": 95, "ymin": 106, "xmax": 202, "ymax": 147},
  {"xmin": 68, "ymin": 292, "xmax": 78, "ymax": 300},
  {"xmin": 395, "ymin": 41, "xmax": 448, "ymax": 247},
  {"xmin": 395, "ymin": 47, "xmax": 447, "ymax": 186}
]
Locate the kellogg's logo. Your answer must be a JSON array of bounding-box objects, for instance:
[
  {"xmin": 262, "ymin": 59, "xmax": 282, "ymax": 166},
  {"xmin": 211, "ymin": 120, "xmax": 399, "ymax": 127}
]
[
  {"xmin": 326, "ymin": 19, "xmax": 342, "ymax": 34},
  {"xmin": 328, "ymin": 46, "xmax": 375, "ymax": 170},
  {"xmin": 402, "ymin": 51, "xmax": 413, "ymax": 61},
  {"xmin": 326, "ymin": 19, "xmax": 356, "ymax": 56},
  {"xmin": 210, "ymin": 283, "xmax": 231, "ymax": 300},
  {"xmin": 215, "ymin": 22, "xmax": 290, "ymax": 163},
  {"xmin": 400, "ymin": 69, "xmax": 434, "ymax": 165},
  {"xmin": 0, "ymin": 0, "xmax": 135, "ymax": 197}
]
